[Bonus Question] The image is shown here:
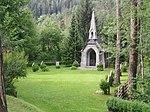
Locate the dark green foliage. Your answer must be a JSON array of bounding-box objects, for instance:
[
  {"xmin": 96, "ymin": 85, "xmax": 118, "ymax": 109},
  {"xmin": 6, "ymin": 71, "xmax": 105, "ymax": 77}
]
[
  {"xmin": 32, "ymin": 64, "xmax": 39, "ymax": 72},
  {"xmin": 38, "ymin": 18, "xmax": 63, "ymax": 62},
  {"xmin": 56, "ymin": 66, "xmax": 60, "ymax": 69},
  {"xmin": 100, "ymin": 80, "xmax": 110, "ymax": 94},
  {"xmin": 71, "ymin": 66, "xmax": 77, "ymax": 70},
  {"xmin": 121, "ymin": 65, "xmax": 127, "ymax": 72},
  {"xmin": 134, "ymin": 68, "xmax": 150, "ymax": 103},
  {"xmin": 41, "ymin": 67, "xmax": 49, "ymax": 72},
  {"xmin": 76, "ymin": 0, "xmax": 93, "ymax": 43},
  {"xmin": 40, "ymin": 64, "xmax": 49, "ymax": 72},
  {"xmin": 40, "ymin": 64, "xmax": 47, "ymax": 69},
  {"xmin": 63, "ymin": 14, "xmax": 83, "ymax": 65},
  {"xmin": 72, "ymin": 60, "xmax": 80, "ymax": 67},
  {"xmin": 106, "ymin": 98, "xmax": 150, "ymax": 112},
  {"xmin": 4, "ymin": 52, "xmax": 27, "ymax": 97},
  {"xmin": 29, "ymin": 0, "xmax": 80, "ymax": 18},
  {"xmin": 97, "ymin": 64, "xmax": 104, "ymax": 71},
  {"xmin": 2, "ymin": 8, "xmax": 39, "ymax": 62},
  {"xmin": 5, "ymin": 81, "xmax": 17, "ymax": 97}
]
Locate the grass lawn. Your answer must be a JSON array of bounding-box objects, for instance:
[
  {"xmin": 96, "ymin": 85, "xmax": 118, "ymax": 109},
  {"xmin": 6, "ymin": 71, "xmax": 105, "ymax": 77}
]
[
  {"xmin": 15, "ymin": 66, "xmax": 127, "ymax": 112},
  {"xmin": 7, "ymin": 95, "xmax": 43, "ymax": 112}
]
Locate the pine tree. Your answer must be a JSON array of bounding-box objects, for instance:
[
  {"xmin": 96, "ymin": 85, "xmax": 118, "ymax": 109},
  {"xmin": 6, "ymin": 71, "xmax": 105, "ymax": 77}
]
[
  {"xmin": 76, "ymin": 0, "xmax": 93, "ymax": 43},
  {"xmin": 63, "ymin": 14, "xmax": 83, "ymax": 65},
  {"xmin": 114, "ymin": 0, "xmax": 121, "ymax": 85},
  {"xmin": 128, "ymin": 0, "xmax": 139, "ymax": 89}
]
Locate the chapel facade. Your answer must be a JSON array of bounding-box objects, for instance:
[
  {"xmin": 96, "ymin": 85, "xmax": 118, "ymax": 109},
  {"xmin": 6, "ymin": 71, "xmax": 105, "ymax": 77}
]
[{"xmin": 80, "ymin": 11, "xmax": 106, "ymax": 69}]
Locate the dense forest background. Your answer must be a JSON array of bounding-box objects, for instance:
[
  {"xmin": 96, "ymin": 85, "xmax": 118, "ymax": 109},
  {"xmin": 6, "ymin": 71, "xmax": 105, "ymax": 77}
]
[
  {"xmin": 27, "ymin": 0, "xmax": 116, "ymax": 64},
  {"xmin": 29, "ymin": 0, "xmax": 114, "ymax": 35}
]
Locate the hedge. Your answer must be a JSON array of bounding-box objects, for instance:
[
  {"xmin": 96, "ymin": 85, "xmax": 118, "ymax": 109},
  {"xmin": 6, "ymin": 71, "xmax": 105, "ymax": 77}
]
[{"xmin": 106, "ymin": 98, "xmax": 150, "ymax": 112}]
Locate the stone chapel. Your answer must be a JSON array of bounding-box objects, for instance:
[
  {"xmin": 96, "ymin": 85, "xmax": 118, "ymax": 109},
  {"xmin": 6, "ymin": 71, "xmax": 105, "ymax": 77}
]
[{"xmin": 80, "ymin": 11, "xmax": 106, "ymax": 69}]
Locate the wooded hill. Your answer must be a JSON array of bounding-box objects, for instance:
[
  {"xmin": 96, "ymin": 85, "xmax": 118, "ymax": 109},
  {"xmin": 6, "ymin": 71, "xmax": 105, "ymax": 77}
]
[{"xmin": 29, "ymin": 0, "xmax": 80, "ymax": 18}]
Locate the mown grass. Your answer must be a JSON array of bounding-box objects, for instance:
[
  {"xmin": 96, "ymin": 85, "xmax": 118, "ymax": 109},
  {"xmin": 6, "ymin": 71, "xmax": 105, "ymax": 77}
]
[
  {"xmin": 15, "ymin": 66, "xmax": 127, "ymax": 112},
  {"xmin": 7, "ymin": 95, "xmax": 43, "ymax": 112}
]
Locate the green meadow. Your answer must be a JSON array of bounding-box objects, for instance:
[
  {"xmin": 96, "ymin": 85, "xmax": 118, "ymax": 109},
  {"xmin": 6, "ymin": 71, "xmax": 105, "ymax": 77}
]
[{"xmin": 9, "ymin": 66, "xmax": 127, "ymax": 112}]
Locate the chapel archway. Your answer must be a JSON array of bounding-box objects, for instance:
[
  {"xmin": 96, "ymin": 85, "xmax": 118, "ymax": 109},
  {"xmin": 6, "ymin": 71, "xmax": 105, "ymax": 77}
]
[{"xmin": 87, "ymin": 49, "xmax": 96, "ymax": 66}]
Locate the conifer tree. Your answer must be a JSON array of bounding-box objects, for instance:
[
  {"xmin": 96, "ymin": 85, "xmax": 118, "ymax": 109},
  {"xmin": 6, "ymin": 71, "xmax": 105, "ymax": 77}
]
[
  {"xmin": 76, "ymin": 0, "xmax": 93, "ymax": 43},
  {"xmin": 114, "ymin": 0, "xmax": 121, "ymax": 85},
  {"xmin": 63, "ymin": 14, "xmax": 83, "ymax": 65}
]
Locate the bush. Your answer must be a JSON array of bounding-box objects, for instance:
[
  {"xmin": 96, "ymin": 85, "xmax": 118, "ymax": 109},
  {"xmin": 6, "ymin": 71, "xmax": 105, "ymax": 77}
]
[
  {"xmin": 100, "ymin": 80, "xmax": 110, "ymax": 94},
  {"xmin": 40, "ymin": 64, "xmax": 49, "ymax": 72},
  {"xmin": 106, "ymin": 98, "xmax": 150, "ymax": 112},
  {"xmin": 72, "ymin": 60, "xmax": 79, "ymax": 67},
  {"xmin": 97, "ymin": 64, "xmax": 104, "ymax": 71},
  {"xmin": 40, "ymin": 63, "xmax": 47, "ymax": 69},
  {"xmin": 71, "ymin": 66, "xmax": 77, "ymax": 70},
  {"xmin": 56, "ymin": 66, "xmax": 60, "ymax": 69},
  {"xmin": 32, "ymin": 64, "xmax": 39, "ymax": 72},
  {"xmin": 4, "ymin": 51, "xmax": 27, "ymax": 97},
  {"xmin": 41, "ymin": 67, "xmax": 49, "ymax": 72}
]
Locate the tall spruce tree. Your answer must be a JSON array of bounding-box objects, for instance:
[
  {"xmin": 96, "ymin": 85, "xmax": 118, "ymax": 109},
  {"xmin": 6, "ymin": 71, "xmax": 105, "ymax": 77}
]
[
  {"xmin": 128, "ymin": 0, "xmax": 138, "ymax": 89},
  {"xmin": 114, "ymin": 0, "xmax": 121, "ymax": 85},
  {"xmin": 63, "ymin": 14, "xmax": 83, "ymax": 65},
  {"xmin": 76, "ymin": 0, "xmax": 93, "ymax": 43}
]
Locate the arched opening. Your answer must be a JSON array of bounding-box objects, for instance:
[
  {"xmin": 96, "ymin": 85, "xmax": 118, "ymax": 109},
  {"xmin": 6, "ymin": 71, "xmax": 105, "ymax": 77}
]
[
  {"xmin": 87, "ymin": 49, "xmax": 96, "ymax": 66},
  {"xmin": 91, "ymin": 32, "xmax": 93, "ymax": 39}
]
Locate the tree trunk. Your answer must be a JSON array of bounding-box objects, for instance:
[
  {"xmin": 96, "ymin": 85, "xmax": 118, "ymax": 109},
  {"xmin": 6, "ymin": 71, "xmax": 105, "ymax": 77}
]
[
  {"xmin": 0, "ymin": 33, "xmax": 7, "ymax": 112},
  {"xmin": 128, "ymin": 0, "xmax": 138, "ymax": 89},
  {"xmin": 139, "ymin": 20, "xmax": 144, "ymax": 93},
  {"xmin": 114, "ymin": 0, "xmax": 121, "ymax": 85}
]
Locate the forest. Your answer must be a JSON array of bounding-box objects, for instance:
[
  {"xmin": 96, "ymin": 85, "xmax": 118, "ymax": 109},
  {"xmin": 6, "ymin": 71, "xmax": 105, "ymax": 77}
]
[{"xmin": 0, "ymin": 0, "xmax": 150, "ymax": 112}]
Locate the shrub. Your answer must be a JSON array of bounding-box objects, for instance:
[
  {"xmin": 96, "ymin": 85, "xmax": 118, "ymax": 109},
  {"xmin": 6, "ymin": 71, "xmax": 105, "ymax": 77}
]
[
  {"xmin": 40, "ymin": 64, "xmax": 49, "ymax": 72},
  {"xmin": 100, "ymin": 80, "xmax": 110, "ymax": 94},
  {"xmin": 32, "ymin": 64, "xmax": 39, "ymax": 72},
  {"xmin": 106, "ymin": 98, "xmax": 150, "ymax": 112},
  {"xmin": 40, "ymin": 64, "xmax": 47, "ymax": 69},
  {"xmin": 72, "ymin": 60, "xmax": 79, "ymax": 67},
  {"xmin": 71, "ymin": 66, "xmax": 77, "ymax": 70},
  {"xmin": 56, "ymin": 66, "xmax": 60, "ymax": 69},
  {"xmin": 97, "ymin": 64, "xmax": 104, "ymax": 71},
  {"xmin": 4, "ymin": 51, "xmax": 27, "ymax": 97},
  {"xmin": 41, "ymin": 67, "xmax": 49, "ymax": 72}
]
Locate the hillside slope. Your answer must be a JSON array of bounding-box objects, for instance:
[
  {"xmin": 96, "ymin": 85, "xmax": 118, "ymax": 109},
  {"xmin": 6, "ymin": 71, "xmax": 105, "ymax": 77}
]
[{"xmin": 7, "ymin": 95, "xmax": 44, "ymax": 112}]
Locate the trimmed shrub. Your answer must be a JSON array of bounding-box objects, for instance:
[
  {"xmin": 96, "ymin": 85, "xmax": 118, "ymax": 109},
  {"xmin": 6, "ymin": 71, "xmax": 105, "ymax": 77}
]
[
  {"xmin": 100, "ymin": 80, "xmax": 110, "ymax": 94},
  {"xmin": 72, "ymin": 60, "xmax": 79, "ymax": 67},
  {"xmin": 56, "ymin": 66, "xmax": 60, "ymax": 69},
  {"xmin": 71, "ymin": 66, "xmax": 77, "ymax": 70},
  {"xmin": 32, "ymin": 64, "xmax": 39, "ymax": 72},
  {"xmin": 40, "ymin": 64, "xmax": 49, "ymax": 72},
  {"xmin": 97, "ymin": 64, "xmax": 104, "ymax": 71},
  {"xmin": 40, "ymin": 64, "xmax": 47, "ymax": 69},
  {"xmin": 106, "ymin": 98, "xmax": 150, "ymax": 112},
  {"xmin": 41, "ymin": 67, "xmax": 49, "ymax": 72}
]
